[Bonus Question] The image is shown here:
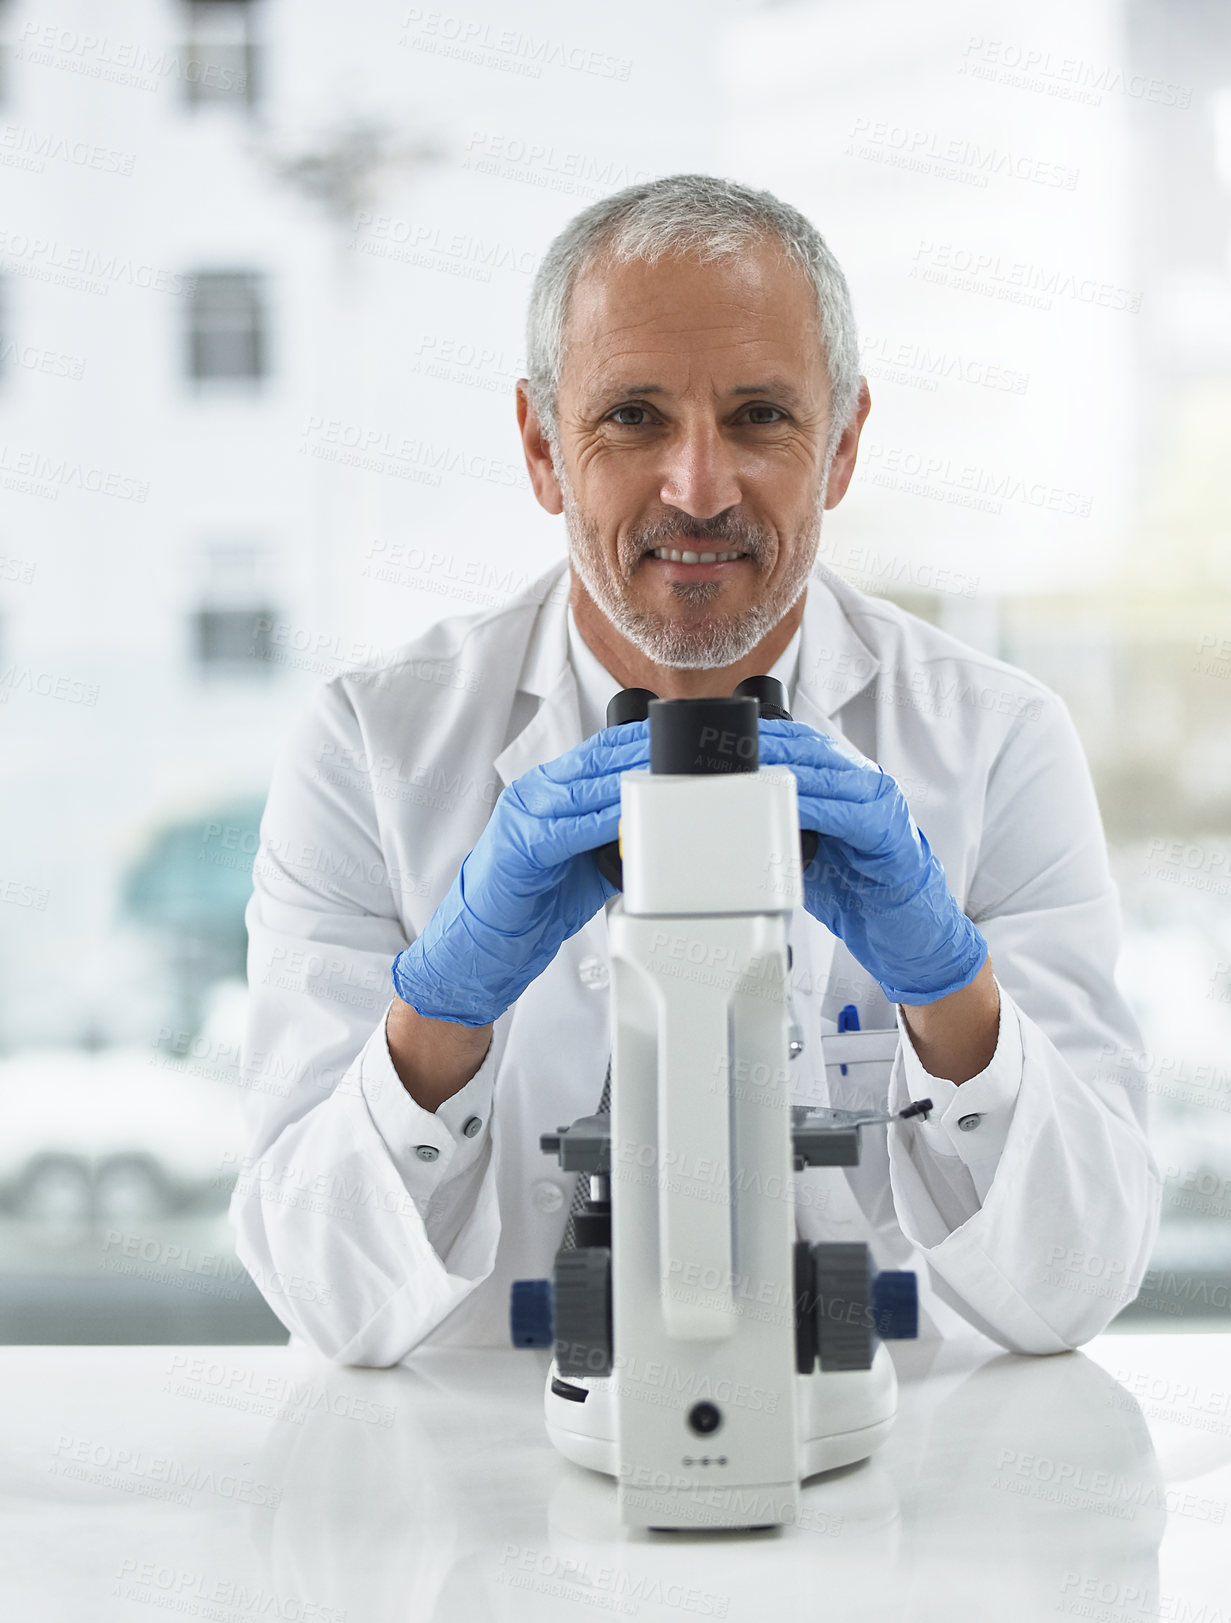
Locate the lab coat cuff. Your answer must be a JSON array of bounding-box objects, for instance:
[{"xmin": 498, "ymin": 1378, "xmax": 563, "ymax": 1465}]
[
  {"xmin": 890, "ymin": 980, "xmax": 1023, "ymax": 1198},
  {"xmin": 360, "ymin": 1001, "xmax": 499, "ymax": 1203}
]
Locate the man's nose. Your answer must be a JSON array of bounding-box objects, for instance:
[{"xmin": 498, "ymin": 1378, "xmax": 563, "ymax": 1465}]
[{"xmin": 658, "ymin": 420, "xmax": 743, "ymax": 518}]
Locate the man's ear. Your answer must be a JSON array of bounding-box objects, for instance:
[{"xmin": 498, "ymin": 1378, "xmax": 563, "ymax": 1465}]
[
  {"xmin": 823, "ymin": 378, "xmax": 873, "ymax": 511},
  {"xmin": 516, "ymin": 380, "xmax": 564, "ymax": 516}
]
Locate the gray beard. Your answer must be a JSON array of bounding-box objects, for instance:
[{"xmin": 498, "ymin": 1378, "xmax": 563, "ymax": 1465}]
[{"xmin": 558, "ymin": 466, "xmax": 828, "ymax": 671}]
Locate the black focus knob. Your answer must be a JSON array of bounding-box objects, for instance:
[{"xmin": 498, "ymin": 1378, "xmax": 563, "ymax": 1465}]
[
  {"xmin": 649, "ymin": 696, "xmax": 759, "ymax": 776},
  {"xmin": 732, "ymin": 674, "xmax": 791, "ymax": 720}
]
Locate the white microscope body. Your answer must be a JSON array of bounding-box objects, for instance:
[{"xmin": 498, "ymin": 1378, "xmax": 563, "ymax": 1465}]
[{"xmin": 511, "ymin": 689, "xmax": 924, "ymax": 1531}]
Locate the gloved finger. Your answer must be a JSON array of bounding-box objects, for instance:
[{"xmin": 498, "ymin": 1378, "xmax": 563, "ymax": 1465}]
[
  {"xmin": 537, "ymin": 720, "xmax": 652, "ymax": 784},
  {"xmin": 759, "ymin": 750, "xmax": 887, "ymax": 807},
  {"xmin": 501, "ymin": 800, "xmax": 627, "ymax": 869},
  {"xmin": 794, "ymin": 788, "xmax": 914, "ymax": 855},
  {"xmin": 510, "ymin": 758, "xmax": 647, "ymax": 820},
  {"xmin": 757, "ymin": 716, "xmax": 868, "ymax": 757},
  {"xmin": 756, "ymin": 725, "xmax": 879, "ymax": 782}
]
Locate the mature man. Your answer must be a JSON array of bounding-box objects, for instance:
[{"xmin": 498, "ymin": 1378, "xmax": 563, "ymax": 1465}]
[{"xmin": 232, "ymin": 175, "xmax": 1159, "ymax": 1364}]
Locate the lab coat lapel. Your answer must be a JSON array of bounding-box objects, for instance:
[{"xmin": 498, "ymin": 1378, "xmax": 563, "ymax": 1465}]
[
  {"xmin": 492, "ymin": 671, "xmax": 582, "ymax": 789},
  {"xmin": 792, "ymin": 571, "xmax": 896, "ymax": 1033},
  {"xmin": 492, "ymin": 564, "xmax": 582, "ymax": 789},
  {"xmin": 793, "ymin": 564, "xmax": 881, "ymax": 756}
]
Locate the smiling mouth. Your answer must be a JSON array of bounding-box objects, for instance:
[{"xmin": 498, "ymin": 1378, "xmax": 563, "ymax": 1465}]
[{"xmin": 645, "ymin": 547, "xmax": 747, "ymax": 564}]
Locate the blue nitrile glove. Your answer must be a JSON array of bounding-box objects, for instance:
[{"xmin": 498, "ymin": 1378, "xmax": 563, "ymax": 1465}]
[
  {"xmin": 391, "ymin": 721, "xmax": 650, "ymax": 1027},
  {"xmin": 757, "ymin": 719, "xmax": 987, "ymax": 1006}
]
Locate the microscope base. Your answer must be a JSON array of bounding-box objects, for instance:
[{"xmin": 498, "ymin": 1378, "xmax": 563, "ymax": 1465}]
[{"xmin": 544, "ymin": 1342, "xmax": 898, "ymax": 1485}]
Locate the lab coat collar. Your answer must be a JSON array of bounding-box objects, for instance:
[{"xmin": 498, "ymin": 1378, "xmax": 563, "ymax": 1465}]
[
  {"xmin": 493, "ymin": 556, "xmax": 882, "ymax": 786},
  {"xmin": 792, "ymin": 561, "xmax": 882, "ymax": 735},
  {"xmin": 493, "ymin": 562, "xmax": 578, "ymax": 788}
]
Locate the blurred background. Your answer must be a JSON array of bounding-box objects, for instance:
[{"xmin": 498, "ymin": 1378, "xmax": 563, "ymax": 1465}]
[{"xmin": 0, "ymin": 0, "xmax": 1227, "ymax": 1343}]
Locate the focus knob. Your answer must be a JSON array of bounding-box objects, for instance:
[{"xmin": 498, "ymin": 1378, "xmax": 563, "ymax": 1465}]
[
  {"xmin": 872, "ymin": 1271, "xmax": 919, "ymax": 1341},
  {"xmin": 510, "ymin": 1279, "xmax": 553, "ymax": 1348}
]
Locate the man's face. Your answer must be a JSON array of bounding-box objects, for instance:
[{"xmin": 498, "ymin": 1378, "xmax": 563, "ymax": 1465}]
[{"xmin": 549, "ymin": 242, "xmax": 836, "ymax": 669}]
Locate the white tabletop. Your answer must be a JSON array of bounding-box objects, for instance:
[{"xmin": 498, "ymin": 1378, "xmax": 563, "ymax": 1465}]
[{"xmin": 3, "ymin": 1333, "xmax": 1228, "ymax": 1622}]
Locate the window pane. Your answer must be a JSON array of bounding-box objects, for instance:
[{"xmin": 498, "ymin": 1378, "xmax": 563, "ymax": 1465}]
[
  {"xmin": 192, "ymin": 608, "xmax": 274, "ymax": 670},
  {"xmin": 182, "ymin": 0, "xmax": 258, "ymax": 105},
  {"xmin": 186, "ymin": 272, "xmax": 266, "ymax": 381}
]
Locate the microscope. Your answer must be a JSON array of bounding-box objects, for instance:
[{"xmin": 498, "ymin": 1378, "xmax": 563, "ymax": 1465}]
[{"xmin": 511, "ymin": 680, "xmax": 929, "ymax": 1531}]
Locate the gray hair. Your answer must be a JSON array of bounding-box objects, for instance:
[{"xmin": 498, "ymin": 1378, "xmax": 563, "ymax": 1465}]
[{"xmin": 525, "ymin": 173, "xmax": 860, "ymax": 463}]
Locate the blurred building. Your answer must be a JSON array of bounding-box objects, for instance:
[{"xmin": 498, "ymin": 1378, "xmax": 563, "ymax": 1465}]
[{"xmin": 0, "ymin": 0, "xmax": 1227, "ymax": 1336}]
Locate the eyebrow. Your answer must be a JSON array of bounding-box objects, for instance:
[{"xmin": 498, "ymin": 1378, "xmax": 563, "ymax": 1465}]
[
  {"xmin": 731, "ymin": 381, "xmax": 807, "ymax": 411},
  {"xmin": 587, "ymin": 380, "xmax": 808, "ymax": 411}
]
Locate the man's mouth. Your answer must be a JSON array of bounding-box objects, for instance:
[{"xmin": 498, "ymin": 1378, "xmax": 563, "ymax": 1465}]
[{"xmin": 645, "ymin": 547, "xmax": 747, "ymax": 564}]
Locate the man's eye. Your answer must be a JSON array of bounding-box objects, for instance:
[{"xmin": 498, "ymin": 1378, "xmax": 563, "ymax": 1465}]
[
  {"xmin": 608, "ymin": 405, "xmax": 650, "ymax": 426},
  {"xmin": 744, "ymin": 405, "xmax": 785, "ymax": 424}
]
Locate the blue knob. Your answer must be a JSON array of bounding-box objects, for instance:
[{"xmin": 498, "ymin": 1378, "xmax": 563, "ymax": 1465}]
[
  {"xmin": 872, "ymin": 1271, "xmax": 918, "ymax": 1340},
  {"xmin": 510, "ymin": 1279, "xmax": 554, "ymax": 1348}
]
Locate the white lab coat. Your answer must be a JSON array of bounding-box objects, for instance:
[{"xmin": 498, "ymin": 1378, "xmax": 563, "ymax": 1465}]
[{"xmin": 230, "ymin": 559, "xmax": 1160, "ymax": 1364}]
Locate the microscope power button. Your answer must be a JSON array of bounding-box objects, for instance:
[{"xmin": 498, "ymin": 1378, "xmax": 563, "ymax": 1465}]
[{"xmin": 687, "ymin": 1401, "xmax": 723, "ymax": 1436}]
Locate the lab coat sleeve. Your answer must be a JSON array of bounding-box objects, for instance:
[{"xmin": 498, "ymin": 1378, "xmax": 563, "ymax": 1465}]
[
  {"xmin": 884, "ymin": 691, "xmax": 1162, "ymax": 1353},
  {"xmin": 229, "ymin": 676, "xmax": 506, "ymax": 1365}
]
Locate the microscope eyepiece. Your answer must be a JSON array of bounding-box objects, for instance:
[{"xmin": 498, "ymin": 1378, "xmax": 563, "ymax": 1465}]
[
  {"xmin": 606, "ymin": 687, "xmax": 658, "ymax": 728},
  {"xmin": 732, "ymin": 674, "xmax": 791, "ymax": 720},
  {"xmin": 648, "ymin": 695, "xmax": 759, "ymax": 776}
]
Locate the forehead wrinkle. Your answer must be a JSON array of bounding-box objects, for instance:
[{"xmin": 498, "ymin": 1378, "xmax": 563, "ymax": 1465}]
[
  {"xmin": 574, "ymin": 333, "xmax": 814, "ymax": 409},
  {"xmin": 577, "ymin": 303, "xmax": 785, "ymax": 349}
]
